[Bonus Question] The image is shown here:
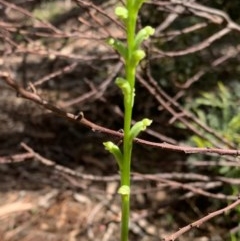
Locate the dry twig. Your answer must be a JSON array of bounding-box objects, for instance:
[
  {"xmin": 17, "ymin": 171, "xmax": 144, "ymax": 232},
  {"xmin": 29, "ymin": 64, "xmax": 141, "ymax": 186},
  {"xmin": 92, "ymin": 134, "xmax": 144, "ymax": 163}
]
[
  {"xmin": 1, "ymin": 72, "xmax": 240, "ymax": 155},
  {"xmin": 162, "ymin": 196, "xmax": 240, "ymax": 241}
]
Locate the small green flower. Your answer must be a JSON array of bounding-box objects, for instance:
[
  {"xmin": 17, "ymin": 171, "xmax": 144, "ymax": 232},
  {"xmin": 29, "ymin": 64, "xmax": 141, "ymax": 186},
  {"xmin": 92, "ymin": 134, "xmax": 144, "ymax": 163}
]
[
  {"xmin": 115, "ymin": 77, "xmax": 131, "ymax": 98},
  {"xmin": 129, "ymin": 118, "xmax": 152, "ymax": 140},
  {"xmin": 118, "ymin": 185, "xmax": 130, "ymax": 196},
  {"xmin": 108, "ymin": 38, "xmax": 127, "ymax": 60},
  {"xmin": 103, "ymin": 141, "xmax": 123, "ymax": 169},
  {"xmin": 115, "ymin": 6, "xmax": 128, "ymax": 20},
  {"xmin": 131, "ymin": 49, "xmax": 146, "ymax": 66},
  {"xmin": 134, "ymin": 26, "xmax": 155, "ymax": 49}
]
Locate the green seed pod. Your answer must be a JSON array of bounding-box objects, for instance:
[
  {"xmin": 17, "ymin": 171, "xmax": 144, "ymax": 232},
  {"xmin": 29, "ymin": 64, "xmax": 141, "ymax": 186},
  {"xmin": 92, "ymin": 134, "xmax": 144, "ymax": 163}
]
[{"xmin": 129, "ymin": 118, "xmax": 152, "ymax": 140}]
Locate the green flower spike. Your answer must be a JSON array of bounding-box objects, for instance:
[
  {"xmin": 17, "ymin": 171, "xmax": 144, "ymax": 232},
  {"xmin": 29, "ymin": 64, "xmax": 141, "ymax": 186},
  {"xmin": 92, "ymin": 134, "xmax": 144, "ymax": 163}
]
[
  {"xmin": 106, "ymin": 0, "xmax": 154, "ymax": 239},
  {"xmin": 103, "ymin": 141, "xmax": 123, "ymax": 169},
  {"xmin": 108, "ymin": 38, "xmax": 127, "ymax": 60},
  {"xmin": 115, "ymin": 6, "xmax": 128, "ymax": 20},
  {"xmin": 129, "ymin": 118, "xmax": 152, "ymax": 140},
  {"xmin": 118, "ymin": 185, "xmax": 130, "ymax": 196},
  {"xmin": 134, "ymin": 26, "xmax": 155, "ymax": 50}
]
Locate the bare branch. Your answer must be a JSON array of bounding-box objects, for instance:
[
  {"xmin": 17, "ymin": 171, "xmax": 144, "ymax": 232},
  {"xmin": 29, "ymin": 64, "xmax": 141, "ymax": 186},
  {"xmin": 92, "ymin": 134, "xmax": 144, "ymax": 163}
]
[
  {"xmin": 60, "ymin": 62, "xmax": 123, "ymax": 107},
  {"xmin": 153, "ymin": 28, "xmax": 231, "ymax": 57},
  {"xmin": 0, "ymin": 0, "xmax": 61, "ymax": 33},
  {"xmin": 171, "ymin": 0, "xmax": 240, "ymax": 32},
  {"xmin": 137, "ymin": 72, "xmax": 235, "ymax": 148},
  {"xmin": 0, "ymin": 152, "xmax": 34, "ymax": 164},
  {"xmin": 1, "ymin": 72, "xmax": 240, "ymax": 156},
  {"xmin": 163, "ymin": 197, "xmax": 240, "ymax": 241}
]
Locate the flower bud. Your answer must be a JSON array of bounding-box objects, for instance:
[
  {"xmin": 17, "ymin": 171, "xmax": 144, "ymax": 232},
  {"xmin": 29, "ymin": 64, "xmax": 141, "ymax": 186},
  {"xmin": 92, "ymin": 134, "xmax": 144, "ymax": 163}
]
[
  {"xmin": 129, "ymin": 118, "xmax": 152, "ymax": 140},
  {"xmin": 118, "ymin": 185, "xmax": 130, "ymax": 196},
  {"xmin": 103, "ymin": 141, "xmax": 123, "ymax": 169},
  {"xmin": 108, "ymin": 38, "xmax": 127, "ymax": 59},
  {"xmin": 115, "ymin": 6, "xmax": 128, "ymax": 20},
  {"xmin": 131, "ymin": 49, "xmax": 146, "ymax": 66},
  {"xmin": 134, "ymin": 26, "xmax": 155, "ymax": 49},
  {"xmin": 115, "ymin": 77, "xmax": 131, "ymax": 98}
]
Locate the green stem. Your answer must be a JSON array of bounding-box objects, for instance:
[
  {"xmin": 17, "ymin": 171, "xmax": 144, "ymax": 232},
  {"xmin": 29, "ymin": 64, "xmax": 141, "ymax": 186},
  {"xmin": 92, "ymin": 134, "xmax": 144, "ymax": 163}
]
[
  {"xmin": 120, "ymin": 1, "xmax": 138, "ymax": 241},
  {"xmin": 121, "ymin": 194, "xmax": 130, "ymax": 241}
]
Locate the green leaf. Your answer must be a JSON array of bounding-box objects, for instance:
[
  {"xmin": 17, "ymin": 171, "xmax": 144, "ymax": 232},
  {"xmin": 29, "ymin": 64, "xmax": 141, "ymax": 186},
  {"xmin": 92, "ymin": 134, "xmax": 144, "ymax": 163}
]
[
  {"xmin": 194, "ymin": 109, "xmax": 206, "ymax": 123},
  {"xmin": 218, "ymin": 82, "xmax": 231, "ymax": 101},
  {"xmin": 228, "ymin": 114, "xmax": 240, "ymax": 131},
  {"xmin": 196, "ymin": 93, "xmax": 222, "ymax": 108},
  {"xmin": 208, "ymin": 114, "xmax": 221, "ymax": 130},
  {"xmin": 190, "ymin": 135, "xmax": 213, "ymax": 148},
  {"xmin": 219, "ymin": 166, "xmax": 231, "ymax": 175}
]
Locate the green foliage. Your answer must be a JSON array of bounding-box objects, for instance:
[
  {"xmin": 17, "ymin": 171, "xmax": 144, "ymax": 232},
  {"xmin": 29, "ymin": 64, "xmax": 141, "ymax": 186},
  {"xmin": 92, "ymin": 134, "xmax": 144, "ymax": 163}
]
[
  {"xmin": 186, "ymin": 82, "xmax": 240, "ymax": 148},
  {"xmin": 186, "ymin": 82, "xmax": 240, "ymax": 177},
  {"xmin": 186, "ymin": 82, "xmax": 240, "ymax": 240}
]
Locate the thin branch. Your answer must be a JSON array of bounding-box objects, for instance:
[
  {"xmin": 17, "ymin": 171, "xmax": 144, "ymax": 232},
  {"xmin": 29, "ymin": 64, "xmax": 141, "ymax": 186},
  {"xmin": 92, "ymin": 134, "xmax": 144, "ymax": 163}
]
[
  {"xmin": 153, "ymin": 28, "xmax": 231, "ymax": 57},
  {"xmin": 175, "ymin": 47, "xmax": 239, "ymax": 89},
  {"xmin": 73, "ymin": 0, "xmax": 124, "ymax": 31},
  {"xmin": 18, "ymin": 143, "xmax": 237, "ymax": 201},
  {"xmin": 0, "ymin": 0, "xmax": 61, "ymax": 34},
  {"xmin": 16, "ymin": 47, "xmax": 118, "ymax": 62},
  {"xmin": 0, "ymin": 152, "xmax": 34, "ymax": 163},
  {"xmin": 20, "ymin": 142, "xmax": 120, "ymax": 182},
  {"xmin": 60, "ymin": 62, "xmax": 123, "ymax": 107},
  {"xmin": 162, "ymin": 197, "xmax": 240, "ymax": 241},
  {"xmin": 137, "ymin": 72, "xmax": 234, "ymax": 148},
  {"xmin": 156, "ymin": 22, "xmax": 208, "ymax": 42},
  {"xmin": 155, "ymin": 5, "xmax": 185, "ymax": 35},
  {"xmin": 1, "ymin": 72, "xmax": 240, "ymax": 156},
  {"xmin": 171, "ymin": 0, "xmax": 240, "ymax": 32},
  {"xmin": 28, "ymin": 62, "xmax": 78, "ymax": 88},
  {"xmin": 134, "ymin": 173, "xmax": 237, "ymax": 201}
]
